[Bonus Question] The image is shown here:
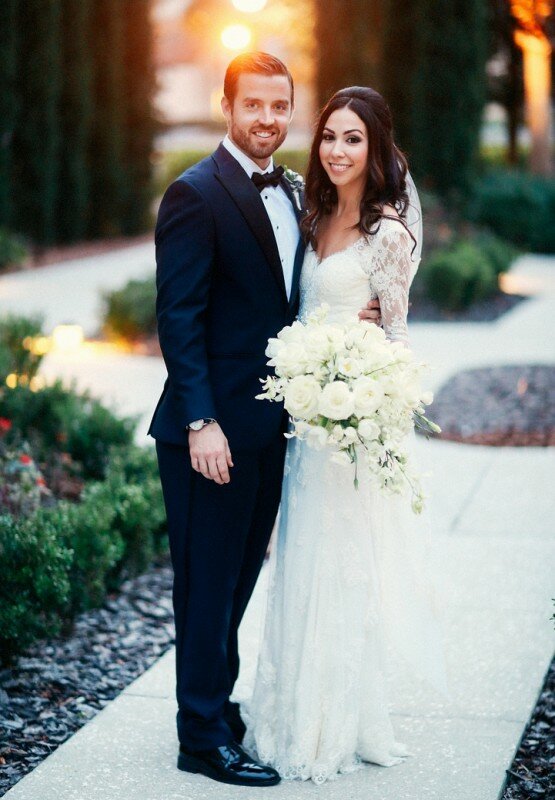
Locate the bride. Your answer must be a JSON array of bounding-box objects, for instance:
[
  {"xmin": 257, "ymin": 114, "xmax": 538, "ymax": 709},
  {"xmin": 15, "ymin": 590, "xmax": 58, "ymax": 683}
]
[{"xmin": 246, "ymin": 86, "xmax": 448, "ymax": 784}]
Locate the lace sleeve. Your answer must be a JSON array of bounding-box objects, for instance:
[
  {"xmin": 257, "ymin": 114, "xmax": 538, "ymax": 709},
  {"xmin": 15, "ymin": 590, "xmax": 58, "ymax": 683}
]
[{"xmin": 362, "ymin": 220, "xmax": 412, "ymax": 346}]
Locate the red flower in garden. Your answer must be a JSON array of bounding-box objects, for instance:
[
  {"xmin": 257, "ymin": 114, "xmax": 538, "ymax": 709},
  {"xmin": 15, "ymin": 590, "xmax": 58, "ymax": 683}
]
[
  {"xmin": 0, "ymin": 417, "xmax": 12, "ymax": 434},
  {"xmin": 19, "ymin": 454, "xmax": 32, "ymax": 465}
]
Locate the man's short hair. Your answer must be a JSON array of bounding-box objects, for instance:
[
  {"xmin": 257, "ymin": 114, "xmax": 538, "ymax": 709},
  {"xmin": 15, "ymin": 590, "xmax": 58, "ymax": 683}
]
[{"xmin": 224, "ymin": 51, "xmax": 294, "ymax": 106}]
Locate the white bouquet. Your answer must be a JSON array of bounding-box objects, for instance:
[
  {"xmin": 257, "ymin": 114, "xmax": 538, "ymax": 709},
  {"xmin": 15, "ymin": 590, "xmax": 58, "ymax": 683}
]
[{"xmin": 256, "ymin": 304, "xmax": 440, "ymax": 513}]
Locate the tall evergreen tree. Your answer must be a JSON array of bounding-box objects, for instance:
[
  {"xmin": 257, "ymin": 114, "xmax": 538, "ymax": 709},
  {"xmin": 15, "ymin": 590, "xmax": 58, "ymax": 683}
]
[
  {"xmin": 314, "ymin": 0, "xmax": 383, "ymax": 111},
  {"xmin": 411, "ymin": 0, "xmax": 488, "ymax": 196},
  {"xmin": 13, "ymin": 0, "xmax": 61, "ymax": 245},
  {"xmin": 88, "ymin": 0, "xmax": 124, "ymax": 238},
  {"xmin": 0, "ymin": 0, "xmax": 18, "ymax": 228},
  {"xmin": 120, "ymin": 0, "xmax": 157, "ymax": 236},
  {"xmin": 58, "ymin": 0, "xmax": 93, "ymax": 242},
  {"xmin": 381, "ymin": 0, "xmax": 422, "ymax": 155}
]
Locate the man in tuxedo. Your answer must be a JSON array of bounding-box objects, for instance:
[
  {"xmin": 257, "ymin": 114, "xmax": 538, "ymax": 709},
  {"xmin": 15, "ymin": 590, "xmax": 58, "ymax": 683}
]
[{"xmin": 149, "ymin": 52, "xmax": 380, "ymax": 787}]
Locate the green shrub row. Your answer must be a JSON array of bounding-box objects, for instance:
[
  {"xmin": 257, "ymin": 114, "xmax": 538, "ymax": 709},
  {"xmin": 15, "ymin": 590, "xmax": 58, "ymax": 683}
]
[
  {"xmin": 414, "ymin": 232, "xmax": 519, "ymax": 312},
  {"xmin": 468, "ymin": 169, "xmax": 555, "ymax": 254},
  {"xmin": 102, "ymin": 277, "xmax": 157, "ymax": 342},
  {"xmin": 0, "ymin": 381, "xmax": 136, "ymax": 480},
  {"xmin": 0, "ymin": 443, "xmax": 167, "ymax": 665},
  {"xmin": 0, "ymin": 229, "xmax": 28, "ymax": 273},
  {"xmin": 0, "ymin": 314, "xmax": 45, "ymax": 384}
]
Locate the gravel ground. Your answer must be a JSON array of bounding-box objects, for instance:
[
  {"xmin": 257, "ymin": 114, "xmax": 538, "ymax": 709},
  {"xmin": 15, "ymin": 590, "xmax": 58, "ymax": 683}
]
[
  {"xmin": 420, "ymin": 364, "xmax": 555, "ymax": 446},
  {"xmin": 0, "ymin": 560, "xmax": 174, "ymax": 796}
]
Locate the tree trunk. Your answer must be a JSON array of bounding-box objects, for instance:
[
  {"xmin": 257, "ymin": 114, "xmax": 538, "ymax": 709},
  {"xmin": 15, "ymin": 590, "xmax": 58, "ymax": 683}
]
[{"xmin": 514, "ymin": 29, "xmax": 553, "ymax": 175}]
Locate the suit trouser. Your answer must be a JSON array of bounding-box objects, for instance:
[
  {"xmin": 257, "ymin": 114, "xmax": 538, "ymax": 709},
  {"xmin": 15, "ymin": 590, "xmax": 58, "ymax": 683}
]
[{"xmin": 156, "ymin": 433, "xmax": 286, "ymax": 751}]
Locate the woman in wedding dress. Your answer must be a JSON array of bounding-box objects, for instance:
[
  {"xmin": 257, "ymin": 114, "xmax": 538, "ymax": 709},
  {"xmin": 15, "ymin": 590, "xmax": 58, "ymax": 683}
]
[{"xmin": 246, "ymin": 87, "xmax": 448, "ymax": 784}]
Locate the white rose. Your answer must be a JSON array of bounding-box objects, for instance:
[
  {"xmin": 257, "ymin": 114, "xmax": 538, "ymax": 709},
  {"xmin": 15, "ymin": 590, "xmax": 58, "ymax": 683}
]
[
  {"xmin": 347, "ymin": 322, "xmax": 386, "ymax": 351},
  {"xmin": 304, "ymin": 327, "xmax": 333, "ymax": 361},
  {"xmin": 273, "ymin": 343, "xmax": 309, "ymax": 378},
  {"xmin": 326, "ymin": 324, "xmax": 345, "ymax": 348},
  {"xmin": 278, "ymin": 321, "xmax": 306, "ymax": 345},
  {"xmin": 283, "ymin": 375, "xmax": 321, "ymax": 419},
  {"xmin": 336, "ymin": 355, "xmax": 362, "ymax": 379},
  {"xmin": 318, "ymin": 381, "xmax": 355, "ymax": 420},
  {"xmin": 362, "ymin": 343, "xmax": 394, "ymax": 372},
  {"xmin": 357, "ymin": 418, "xmax": 380, "ymax": 441},
  {"xmin": 265, "ymin": 337, "xmax": 284, "ymax": 359},
  {"xmin": 352, "ymin": 376, "xmax": 385, "ymax": 417},
  {"xmin": 420, "ymin": 390, "xmax": 434, "ymax": 406},
  {"xmin": 307, "ymin": 425, "xmax": 329, "ymax": 450},
  {"xmin": 389, "ymin": 341, "xmax": 413, "ymax": 362},
  {"xmin": 342, "ymin": 426, "xmax": 358, "ymax": 445}
]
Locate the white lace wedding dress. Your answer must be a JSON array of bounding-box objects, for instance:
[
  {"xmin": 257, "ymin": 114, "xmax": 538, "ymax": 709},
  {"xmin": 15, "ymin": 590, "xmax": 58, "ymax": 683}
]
[{"xmin": 245, "ymin": 218, "xmax": 448, "ymax": 784}]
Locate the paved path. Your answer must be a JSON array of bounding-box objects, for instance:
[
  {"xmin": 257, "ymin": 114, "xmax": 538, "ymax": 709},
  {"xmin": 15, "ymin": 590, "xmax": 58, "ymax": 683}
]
[{"xmin": 1, "ymin": 250, "xmax": 554, "ymax": 800}]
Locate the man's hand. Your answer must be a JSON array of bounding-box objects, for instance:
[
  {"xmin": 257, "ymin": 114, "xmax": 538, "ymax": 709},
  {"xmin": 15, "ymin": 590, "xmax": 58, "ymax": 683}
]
[
  {"xmin": 359, "ymin": 298, "xmax": 381, "ymax": 326},
  {"xmin": 189, "ymin": 423, "xmax": 234, "ymax": 485}
]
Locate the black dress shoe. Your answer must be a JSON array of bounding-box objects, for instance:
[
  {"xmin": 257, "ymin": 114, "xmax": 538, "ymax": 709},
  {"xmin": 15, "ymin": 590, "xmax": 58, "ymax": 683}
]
[{"xmin": 177, "ymin": 741, "xmax": 280, "ymax": 787}]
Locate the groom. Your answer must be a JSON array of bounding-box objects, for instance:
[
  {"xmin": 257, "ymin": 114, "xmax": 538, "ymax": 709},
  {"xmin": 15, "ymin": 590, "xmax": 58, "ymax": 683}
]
[{"xmin": 149, "ymin": 52, "xmax": 380, "ymax": 787}]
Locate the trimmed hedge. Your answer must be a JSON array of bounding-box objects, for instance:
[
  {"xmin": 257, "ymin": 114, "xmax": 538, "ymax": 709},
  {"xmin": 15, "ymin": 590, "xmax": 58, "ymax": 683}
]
[
  {"xmin": 0, "ymin": 512, "xmax": 73, "ymax": 663},
  {"xmin": 417, "ymin": 240, "xmax": 499, "ymax": 311},
  {"xmin": 0, "ymin": 381, "xmax": 136, "ymax": 480},
  {"xmin": 0, "ymin": 443, "xmax": 167, "ymax": 663},
  {"xmin": 468, "ymin": 170, "xmax": 555, "ymax": 254},
  {"xmin": 0, "ymin": 229, "xmax": 27, "ymax": 273},
  {"xmin": 102, "ymin": 277, "xmax": 157, "ymax": 342}
]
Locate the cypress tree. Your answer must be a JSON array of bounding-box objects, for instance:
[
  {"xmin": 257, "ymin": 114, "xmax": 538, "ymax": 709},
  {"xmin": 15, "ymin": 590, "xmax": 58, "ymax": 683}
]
[
  {"xmin": 120, "ymin": 0, "xmax": 157, "ymax": 236},
  {"xmin": 58, "ymin": 0, "xmax": 93, "ymax": 242},
  {"xmin": 381, "ymin": 0, "xmax": 422, "ymax": 156},
  {"xmin": 13, "ymin": 0, "xmax": 61, "ymax": 245},
  {"xmin": 0, "ymin": 0, "xmax": 18, "ymax": 228},
  {"xmin": 88, "ymin": 0, "xmax": 125, "ymax": 238},
  {"xmin": 411, "ymin": 0, "xmax": 488, "ymax": 196},
  {"xmin": 314, "ymin": 0, "xmax": 383, "ymax": 111}
]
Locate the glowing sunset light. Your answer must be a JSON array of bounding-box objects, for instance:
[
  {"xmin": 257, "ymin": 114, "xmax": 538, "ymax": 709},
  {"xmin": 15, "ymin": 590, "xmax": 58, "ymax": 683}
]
[
  {"xmin": 232, "ymin": 0, "xmax": 267, "ymax": 11},
  {"xmin": 52, "ymin": 324, "xmax": 84, "ymax": 353},
  {"xmin": 221, "ymin": 23, "xmax": 252, "ymax": 50}
]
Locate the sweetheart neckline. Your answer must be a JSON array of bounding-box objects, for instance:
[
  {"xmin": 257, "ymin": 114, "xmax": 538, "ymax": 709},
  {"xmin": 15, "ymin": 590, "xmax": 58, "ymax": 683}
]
[{"xmin": 311, "ymin": 235, "xmax": 366, "ymax": 266}]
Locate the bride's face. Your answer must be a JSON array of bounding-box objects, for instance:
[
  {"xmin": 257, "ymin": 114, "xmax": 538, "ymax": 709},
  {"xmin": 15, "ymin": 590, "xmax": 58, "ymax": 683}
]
[{"xmin": 319, "ymin": 107, "xmax": 369, "ymax": 191}]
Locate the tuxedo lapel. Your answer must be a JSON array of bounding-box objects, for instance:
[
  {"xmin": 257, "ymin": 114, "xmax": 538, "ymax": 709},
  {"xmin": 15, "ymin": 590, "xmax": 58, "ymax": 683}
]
[
  {"xmin": 213, "ymin": 145, "xmax": 287, "ymax": 303},
  {"xmin": 279, "ymin": 175, "xmax": 304, "ymax": 223},
  {"xmin": 288, "ymin": 238, "xmax": 305, "ymax": 313}
]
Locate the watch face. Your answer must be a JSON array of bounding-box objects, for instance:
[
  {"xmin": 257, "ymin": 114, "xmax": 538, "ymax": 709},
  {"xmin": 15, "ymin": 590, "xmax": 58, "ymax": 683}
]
[{"xmin": 189, "ymin": 420, "xmax": 204, "ymax": 431}]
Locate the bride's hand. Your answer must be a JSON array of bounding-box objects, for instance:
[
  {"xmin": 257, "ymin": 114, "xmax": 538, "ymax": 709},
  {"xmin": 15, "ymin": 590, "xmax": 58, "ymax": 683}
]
[
  {"xmin": 189, "ymin": 423, "xmax": 234, "ymax": 485},
  {"xmin": 359, "ymin": 298, "xmax": 381, "ymax": 326}
]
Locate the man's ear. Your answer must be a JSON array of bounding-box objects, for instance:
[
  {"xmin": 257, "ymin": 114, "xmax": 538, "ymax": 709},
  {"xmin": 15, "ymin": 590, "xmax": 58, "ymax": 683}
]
[{"xmin": 221, "ymin": 95, "xmax": 231, "ymax": 121}]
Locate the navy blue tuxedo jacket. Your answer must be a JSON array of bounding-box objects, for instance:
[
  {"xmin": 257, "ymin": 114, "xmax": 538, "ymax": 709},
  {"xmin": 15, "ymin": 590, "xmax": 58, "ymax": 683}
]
[{"xmin": 148, "ymin": 143, "xmax": 305, "ymax": 451}]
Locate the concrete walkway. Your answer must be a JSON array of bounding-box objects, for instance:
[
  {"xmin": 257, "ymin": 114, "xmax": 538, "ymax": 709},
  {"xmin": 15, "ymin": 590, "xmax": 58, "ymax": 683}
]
[{"xmin": 1, "ymin": 251, "xmax": 554, "ymax": 800}]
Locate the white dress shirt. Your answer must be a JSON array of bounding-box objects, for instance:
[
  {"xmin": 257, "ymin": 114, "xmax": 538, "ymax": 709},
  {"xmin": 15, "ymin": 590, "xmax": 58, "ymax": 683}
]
[{"xmin": 222, "ymin": 135, "xmax": 299, "ymax": 300}]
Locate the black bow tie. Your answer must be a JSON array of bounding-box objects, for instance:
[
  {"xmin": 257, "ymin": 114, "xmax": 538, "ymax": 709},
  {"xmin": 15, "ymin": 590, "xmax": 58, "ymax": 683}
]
[{"xmin": 251, "ymin": 165, "xmax": 284, "ymax": 192}]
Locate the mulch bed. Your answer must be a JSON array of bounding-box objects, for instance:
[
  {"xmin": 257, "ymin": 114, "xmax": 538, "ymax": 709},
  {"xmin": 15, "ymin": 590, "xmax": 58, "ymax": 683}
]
[
  {"xmin": 0, "ymin": 559, "xmax": 174, "ymax": 797},
  {"xmin": 501, "ymin": 653, "xmax": 555, "ymax": 800},
  {"xmin": 409, "ymin": 291, "xmax": 527, "ymax": 323},
  {"xmin": 419, "ymin": 364, "xmax": 555, "ymax": 447}
]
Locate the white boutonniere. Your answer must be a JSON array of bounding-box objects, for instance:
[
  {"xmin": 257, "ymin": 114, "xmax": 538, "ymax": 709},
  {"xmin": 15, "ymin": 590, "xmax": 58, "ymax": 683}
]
[{"xmin": 283, "ymin": 166, "xmax": 305, "ymax": 212}]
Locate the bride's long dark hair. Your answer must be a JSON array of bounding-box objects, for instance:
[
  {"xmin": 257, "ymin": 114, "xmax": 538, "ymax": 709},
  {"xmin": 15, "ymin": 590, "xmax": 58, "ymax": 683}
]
[{"xmin": 301, "ymin": 86, "xmax": 414, "ymax": 252}]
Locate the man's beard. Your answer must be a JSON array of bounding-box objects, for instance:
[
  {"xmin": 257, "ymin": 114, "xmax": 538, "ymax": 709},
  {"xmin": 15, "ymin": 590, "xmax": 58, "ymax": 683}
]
[{"xmin": 230, "ymin": 121, "xmax": 287, "ymax": 161}]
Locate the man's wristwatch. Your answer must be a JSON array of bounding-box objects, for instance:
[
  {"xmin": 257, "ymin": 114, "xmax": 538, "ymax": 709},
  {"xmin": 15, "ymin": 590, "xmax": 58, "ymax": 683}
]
[{"xmin": 188, "ymin": 418, "xmax": 216, "ymax": 431}]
